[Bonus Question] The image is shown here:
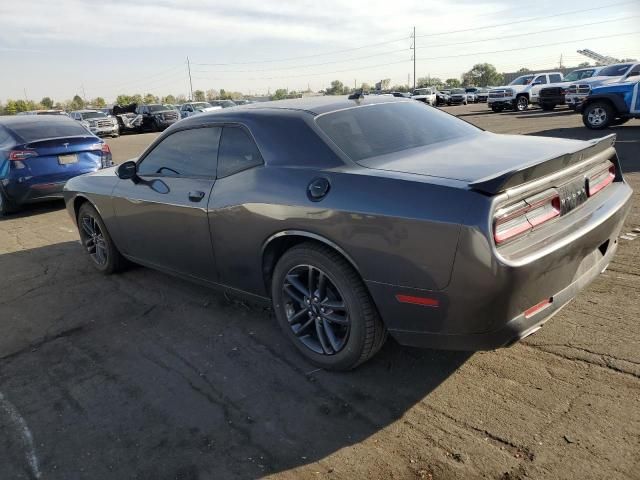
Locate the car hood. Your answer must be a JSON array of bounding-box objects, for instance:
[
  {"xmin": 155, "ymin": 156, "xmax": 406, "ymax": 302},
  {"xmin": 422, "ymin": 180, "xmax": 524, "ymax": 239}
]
[
  {"xmin": 491, "ymin": 84, "xmax": 528, "ymax": 92},
  {"xmin": 359, "ymin": 132, "xmax": 591, "ymax": 184},
  {"xmin": 568, "ymin": 75, "xmax": 623, "ymax": 87},
  {"xmin": 592, "ymin": 80, "xmax": 637, "ymax": 94}
]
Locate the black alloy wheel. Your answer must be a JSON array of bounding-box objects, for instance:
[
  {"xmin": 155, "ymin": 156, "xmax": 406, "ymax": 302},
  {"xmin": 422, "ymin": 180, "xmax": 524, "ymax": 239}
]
[
  {"xmin": 77, "ymin": 203, "xmax": 126, "ymax": 274},
  {"xmin": 272, "ymin": 243, "xmax": 387, "ymax": 370},
  {"xmin": 282, "ymin": 264, "xmax": 350, "ymax": 355}
]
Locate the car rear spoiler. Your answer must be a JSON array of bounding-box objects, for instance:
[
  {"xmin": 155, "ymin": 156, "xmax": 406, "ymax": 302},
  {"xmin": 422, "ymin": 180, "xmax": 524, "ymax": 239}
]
[{"xmin": 469, "ymin": 134, "xmax": 617, "ymax": 195}]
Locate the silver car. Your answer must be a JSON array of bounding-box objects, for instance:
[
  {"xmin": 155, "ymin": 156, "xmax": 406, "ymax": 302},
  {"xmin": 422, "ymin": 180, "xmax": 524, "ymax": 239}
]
[{"xmin": 70, "ymin": 110, "xmax": 119, "ymax": 137}]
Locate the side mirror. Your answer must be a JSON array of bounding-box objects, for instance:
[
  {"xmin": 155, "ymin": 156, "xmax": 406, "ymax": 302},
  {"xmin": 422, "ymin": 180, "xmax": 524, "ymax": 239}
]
[{"xmin": 117, "ymin": 160, "xmax": 138, "ymax": 181}]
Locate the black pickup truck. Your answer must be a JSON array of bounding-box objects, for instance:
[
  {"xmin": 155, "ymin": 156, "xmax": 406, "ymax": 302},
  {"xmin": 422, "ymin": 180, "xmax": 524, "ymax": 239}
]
[{"xmin": 112, "ymin": 103, "xmax": 180, "ymax": 133}]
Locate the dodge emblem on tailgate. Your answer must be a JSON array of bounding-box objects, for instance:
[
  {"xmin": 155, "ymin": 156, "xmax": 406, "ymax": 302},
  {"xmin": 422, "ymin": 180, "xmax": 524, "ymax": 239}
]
[{"xmin": 558, "ymin": 178, "xmax": 588, "ymax": 214}]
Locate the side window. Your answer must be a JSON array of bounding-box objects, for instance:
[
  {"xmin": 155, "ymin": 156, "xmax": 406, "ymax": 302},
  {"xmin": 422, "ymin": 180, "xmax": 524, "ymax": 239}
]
[
  {"xmin": 627, "ymin": 66, "xmax": 640, "ymax": 78},
  {"xmin": 137, "ymin": 127, "xmax": 222, "ymax": 177},
  {"xmin": 217, "ymin": 126, "xmax": 263, "ymax": 178},
  {"xmin": 535, "ymin": 76, "xmax": 547, "ymax": 85},
  {"xmin": 549, "ymin": 74, "xmax": 562, "ymax": 83}
]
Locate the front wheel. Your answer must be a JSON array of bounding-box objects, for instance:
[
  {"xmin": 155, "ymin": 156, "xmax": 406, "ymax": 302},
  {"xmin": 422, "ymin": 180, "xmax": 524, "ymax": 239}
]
[
  {"xmin": 271, "ymin": 243, "xmax": 387, "ymax": 370},
  {"xmin": 582, "ymin": 102, "xmax": 614, "ymax": 130},
  {"xmin": 515, "ymin": 95, "xmax": 529, "ymax": 111},
  {"xmin": 77, "ymin": 203, "xmax": 127, "ymax": 274}
]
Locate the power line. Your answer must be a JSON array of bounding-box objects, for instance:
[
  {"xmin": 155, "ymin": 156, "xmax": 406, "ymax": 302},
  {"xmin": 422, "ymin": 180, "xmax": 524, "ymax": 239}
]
[{"xmin": 415, "ymin": 0, "xmax": 636, "ymax": 38}]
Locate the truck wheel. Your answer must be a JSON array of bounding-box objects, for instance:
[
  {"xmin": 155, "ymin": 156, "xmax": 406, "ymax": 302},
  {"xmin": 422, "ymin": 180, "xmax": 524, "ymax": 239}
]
[
  {"xmin": 515, "ymin": 95, "xmax": 529, "ymax": 111},
  {"xmin": 541, "ymin": 103, "xmax": 556, "ymax": 111},
  {"xmin": 491, "ymin": 105, "xmax": 504, "ymax": 113},
  {"xmin": 582, "ymin": 102, "xmax": 613, "ymax": 130}
]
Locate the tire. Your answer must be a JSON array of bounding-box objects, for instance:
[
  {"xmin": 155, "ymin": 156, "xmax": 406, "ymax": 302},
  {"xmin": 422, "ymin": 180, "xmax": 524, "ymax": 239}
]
[
  {"xmin": 582, "ymin": 101, "xmax": 614, "ymax": 130},
  {"xmin": 271, "ymin": 242, "xmax": 387, "ymax": 370},
  {"xmin": 0, "ymin": 188, "xmax": 17, "ymax": 217},
  {"xmin": 515, "ymin": 95, "xmax": 529, "ymax": 112},
  {"xmin": 540, "ymin": 103, "xmax": 556, "ymax": 111},
  {"xmin": 491, "ymin": 105, "xmax": 504, "ymax": 113},
  {"xmin": 77, "ymin": 202, "xmax": 127, "ymax": 274}
]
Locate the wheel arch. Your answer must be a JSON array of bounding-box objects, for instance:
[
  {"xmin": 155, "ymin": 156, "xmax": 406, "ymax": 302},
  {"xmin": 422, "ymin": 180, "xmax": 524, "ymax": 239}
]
[
  {"xmin": 582, "ymin": 94, "xmax": 626, "ymax": 115},
  {"xmin": 261, "ymin": 230, "xmax": 362, "ymax": 292}
]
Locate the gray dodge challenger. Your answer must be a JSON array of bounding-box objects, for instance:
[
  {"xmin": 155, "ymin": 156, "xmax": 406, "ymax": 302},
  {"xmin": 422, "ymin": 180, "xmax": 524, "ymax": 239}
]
[{"xmin": 63, "ymin": 96, "xmax": 632, "ymax": 370}]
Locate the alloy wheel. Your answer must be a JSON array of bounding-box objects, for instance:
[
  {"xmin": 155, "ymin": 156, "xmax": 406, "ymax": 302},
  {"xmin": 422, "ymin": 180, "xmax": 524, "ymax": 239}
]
[
  {"xmin": 587, "ymin": 107, "xmax": 607, "ymax": 127},
  {"xmin": 80, "ymin": 214, "xmax": 109, "ymax": 266},
  {"xmin": 516, "ymin": 97, "xmax": 528, "ymax": 111},
  {"xmin": 282, "ymin": 265, "xmax": 350, "ymax": 355}
]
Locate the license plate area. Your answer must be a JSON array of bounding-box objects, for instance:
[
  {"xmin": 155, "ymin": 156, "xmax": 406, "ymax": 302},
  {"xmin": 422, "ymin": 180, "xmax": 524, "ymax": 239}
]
[
  {"xmin": 58, "ymin": 154, "xmax": 78, "ymax": 165},
  {"xmin": 558, "ymin": 177, "xmax": 588, "ymax": 214}
]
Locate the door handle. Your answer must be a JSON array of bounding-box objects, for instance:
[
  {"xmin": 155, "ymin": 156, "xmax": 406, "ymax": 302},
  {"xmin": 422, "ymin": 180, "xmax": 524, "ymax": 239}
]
[{"xmin": 188, "ymin": 190, "xmax": 205, "ymax": 202}]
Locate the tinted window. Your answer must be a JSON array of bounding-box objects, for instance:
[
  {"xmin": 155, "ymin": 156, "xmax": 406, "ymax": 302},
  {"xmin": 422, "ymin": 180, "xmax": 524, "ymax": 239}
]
[
  {"xmin": 627, "ymin": 65, "xmax": 640, "ymax": 78},
  {"xmin": 147, "ymin": 105, "xmax": 167, "ymax": 112},
  {"xmin": 316, "ymin": 101, "xmax": 479, "ymax": 162},
  {"xmin": 138, "ymin": 127, "xmax": 221, "ymax": 177},
  {"xmin": 8, "ymin": 119, "xmax": 91, "ymax": 142},
  {"xmin": 599, "ymin": 64, "xmax": 632, "ymax": 76},
  {"xmin": 510, "ymin": 75, "xmax": 534, "ymax": 85},
  {"xmin": 549, "ymin": 74, "xmax": 562, "ymax": 82},
  {"xmin": 534, "ymin": 76, "xmax": 547, "ymax": 85},
  {"xmin": 217, "ymin": 126, "xmax": 263, "ymax": 178}
]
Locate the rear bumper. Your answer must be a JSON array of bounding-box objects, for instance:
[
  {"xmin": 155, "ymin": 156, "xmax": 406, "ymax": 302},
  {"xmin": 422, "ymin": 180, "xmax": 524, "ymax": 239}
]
[
  {"xmin": 488, "ymin": 98, "xmax": 515, "ymax": 108},
  {"xmin": 370, "ymin": 182, "xmax": 632, "ymax": 351},
  {"xmin": 4, "ymin": 171, "xmax": 98, "ymax": 205}
]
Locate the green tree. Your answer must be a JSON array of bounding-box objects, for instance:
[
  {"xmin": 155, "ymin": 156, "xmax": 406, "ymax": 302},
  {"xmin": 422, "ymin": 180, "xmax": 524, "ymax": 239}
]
[
  {"xmin": 143, "ymin": 93, "xmax": 159, "ymax": 104},
  {"xmin": 271, "ymin": 88, "xmax": 288, "ymax": 100},
  {"xmin": 162, "ymin": 94, "xmax": 177, "ymax": 104},
  {"xmin": 360, "ymin": 82, "xmax": 371, "ymax": 92},
  {"xmin": 390, "ymin": 84, "xmax": 409, "ymax": 92},
  {"xmin": 517, "ymin": 67, "xmax": 532, "ymax": 73},
  {"xmin": 193, "ymin": 90, "xmax": 205, "ymax": 101},
  {"xmin": 445, "ymin": 78, "xmax": 461, "ymax": 88},
  {"xmin": 4, "ymin": 100, "xmax": 18, "ymax": 115},
  {"xmin": 325, "ymin": 80, "xmax": 345, "ymax": 95},
  {"xmin": 70, "ymin": 94, "xmax": 84, "ymax": 110},
  {"xmin": 40, "ymin": 97, "xmax": 54, "ymax": 109},
  {"xmin": 116, "ymin": 94, "xmax": 131, "ymax": 105},
  {"xmin": 205, "ymin": 89, "xmax": 218, "ymax": 101},
  {"xmin": 92, "ymin": 97, "xmax": 106, "ymax": 108},
  {"xmin": 462, "ymin": 63, "xmax": 503, "ymax": 87},
  {"xmin": 176, "ymin": 94, "xmax": 187, "ymax": 104},
  {"xmin": 417, "ymin": 77, "xmax": 442, "ymax": 87}
]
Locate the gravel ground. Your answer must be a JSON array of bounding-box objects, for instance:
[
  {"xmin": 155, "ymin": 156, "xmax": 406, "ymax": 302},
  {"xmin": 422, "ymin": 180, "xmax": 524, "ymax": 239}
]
[{"xmin": 0, "ymin": 104, "xmax": 638, "ymax": 480}]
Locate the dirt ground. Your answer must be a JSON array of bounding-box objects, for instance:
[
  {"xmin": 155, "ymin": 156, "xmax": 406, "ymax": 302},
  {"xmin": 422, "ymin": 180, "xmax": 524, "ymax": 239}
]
[{"xmin": 0, "ymin": 104, "xmax": 639, "ymax": 480}]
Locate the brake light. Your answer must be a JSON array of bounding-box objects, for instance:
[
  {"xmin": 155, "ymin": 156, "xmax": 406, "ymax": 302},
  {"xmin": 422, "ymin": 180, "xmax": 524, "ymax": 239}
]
[
  {"xmin": 524, "ymin": 298, "xmax": 552, "ymax": 318},
  {"xmin": 9, "ymin": 150, "xmax": 38, "ymax": 161},
  {"xmin": 101, "ymin": 143, "xmax": 111, "ymax": 155},
  {"xmin": 587, "ymin": 164, "xmax": 615, "ymax": 197},
  {"xmin": 494, "ymin": 189, "xmax": 560, "ymax": 245}
]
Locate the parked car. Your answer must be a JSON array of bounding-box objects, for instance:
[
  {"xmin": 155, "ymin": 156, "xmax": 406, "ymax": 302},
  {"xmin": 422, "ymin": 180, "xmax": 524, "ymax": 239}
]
[
  {"xmin": 62, "ymin": 96, "xmax": 631, "ymax": 369},
  {"xmin": 70, "ymin": 109, "xmax": 119, "ymax": 137},
  {"xmin": 411, "ymin": 87, "xmax": 437, "ymax": 105},
  {"xmin": 0, "ymin": 115, "xmax": 112, "ymax": 215},
  {"xmin": 209, "ymin": 100, "xmax": 238, "ymax": 108},
  {"xmin": 448, "ymin": 88, "xmax": 468, "ymax": 105},
  {"xmin": 475, "ymin": 88, "xmax": 489, "ymax": 103},
  {"xmin": 537, "ymin": 67, "xmax": 603, "ymax": 111},
  {"xmin": 465, "ymin": 87, "xmax": 482, "ymax": 103},
  {"xmin": 566, "ymin": 63, "xmax": 640, "ymax": 111},
  {"xmin": 180, "ymin": 102, "xmax": 222, "ymax": 118},
  {"xmin": 582, "ymin": 80, "xmax": 640, "ymax": 129},
  {"xmin": 488, "ymin": 72, "xmax": 564, "ymax": 112},
  {"xmin": 390, "ymin": 91, "xmax": 411, "ymax": 98},
  {"xmin": 436, "ymin": 90, "xmax": 451, "ymax": 105},
  {"xmin": 233, "ymin": 99, "xmax": 252, "ymax": 105},
  {"xmin": 112, "ymin": 103, "xmax": 180, "ymax": 133}
]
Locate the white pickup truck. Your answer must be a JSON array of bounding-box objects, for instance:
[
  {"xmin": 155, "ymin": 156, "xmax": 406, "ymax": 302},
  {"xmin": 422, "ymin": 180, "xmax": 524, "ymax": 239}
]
[
  {"xmin": 566, "ymin": 62, "xmax": 640, "ymax": 111},
  {"xmin": 488, "ymin": 72, "xmax": 563, "ymax": 112},
  {"xmin": 410, "ymin": 87, "xmax": 437, "ymax": 106}
]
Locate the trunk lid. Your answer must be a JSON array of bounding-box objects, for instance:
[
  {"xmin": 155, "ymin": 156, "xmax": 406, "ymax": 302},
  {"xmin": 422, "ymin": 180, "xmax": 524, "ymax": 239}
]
[{"xmin": 359, "ymin": 132, "xmax": 617, "ymax": 194}]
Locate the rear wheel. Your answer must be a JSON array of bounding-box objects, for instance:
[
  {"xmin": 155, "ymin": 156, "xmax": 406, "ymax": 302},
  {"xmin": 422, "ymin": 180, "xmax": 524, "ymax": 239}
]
[
  {"xmin": 582, "ymin": 101, "xmax": 613, "ymax": 130},
  {"xmin": 271, "ymin": 243, "xmax": 387, "ymax": 370},
  {"xmin": 515, "ymin": 95, "xmax": 529, "ymax": 111},
  {"xmin": 77, "ymin": 203, "xmax": 126, "ymax": 274}
]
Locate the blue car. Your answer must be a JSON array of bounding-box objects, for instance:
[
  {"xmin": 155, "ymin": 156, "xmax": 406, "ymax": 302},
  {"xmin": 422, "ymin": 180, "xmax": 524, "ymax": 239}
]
[
  {"xmin": 0, "ymin": 115, "xmax": 113, "ymax": 215},
  {"xmin": 582, "ymin": 80, "xmax": 640, "ymax": 129}
]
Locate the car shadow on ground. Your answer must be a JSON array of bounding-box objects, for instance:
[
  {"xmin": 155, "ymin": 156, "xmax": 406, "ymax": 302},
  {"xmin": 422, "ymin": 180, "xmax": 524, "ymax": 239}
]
[
  {"xmin": 0, "ymin": 241, "xmax": 472, "ymax": 479},
  {"xmin": 1, "ymin": 199, "xmax": 66, "ymax": 220},
  {"xmin": 526, "ymin": 125, "xmax": 640, "ymax": 173},
  {"xmin": 514, "ymin": 109, "xmax": 576, "ymax": 119}
]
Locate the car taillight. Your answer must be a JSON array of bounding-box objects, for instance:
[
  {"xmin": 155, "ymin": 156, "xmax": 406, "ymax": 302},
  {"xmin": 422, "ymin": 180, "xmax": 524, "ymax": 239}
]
[
  {"xmin": 101, "ymin": 143, "xmax": 111, "ymax": 155},
  {"xmin": 587, "ymin": 164, "xmax": 615, "ymax": 197},
  {"xmin": 494, "ymin": 189, "xmax": 560, "ymax": 245},
  {"xmin": 9, "ymin": 150, "xmax": 38, "ymax": 161}
]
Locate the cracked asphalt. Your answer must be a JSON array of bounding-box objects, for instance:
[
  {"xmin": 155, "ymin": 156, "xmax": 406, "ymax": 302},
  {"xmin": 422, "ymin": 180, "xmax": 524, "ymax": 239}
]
[{"xmin": 0, "ymin": 104, "xmax": 639, "ymax": 480}]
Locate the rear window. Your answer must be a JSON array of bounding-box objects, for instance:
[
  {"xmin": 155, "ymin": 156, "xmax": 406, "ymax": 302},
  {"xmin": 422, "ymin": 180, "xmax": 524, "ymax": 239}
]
[
  {"xmin": 9, "ymin": 120, "xmax": 90, "ymax": 142},
  {"xmin": 316, "ymin": 101, "xmax": 479, "ymax": 162}
]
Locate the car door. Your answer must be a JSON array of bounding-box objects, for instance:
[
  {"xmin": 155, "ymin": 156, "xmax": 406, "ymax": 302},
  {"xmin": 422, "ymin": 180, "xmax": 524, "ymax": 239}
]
[
  {"xmin": 112, "ymin": 125, "xmax": 222, "ymax": 281},
  {"xmin": 531, "ymin": 75, "xmax": 548, "ymax": 101}
]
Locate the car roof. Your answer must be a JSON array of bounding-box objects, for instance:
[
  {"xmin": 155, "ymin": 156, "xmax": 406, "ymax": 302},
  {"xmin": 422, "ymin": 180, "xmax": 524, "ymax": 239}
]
[{"xmin": 0, "ymin": 115, "xmax": 77, "ymax": 127}]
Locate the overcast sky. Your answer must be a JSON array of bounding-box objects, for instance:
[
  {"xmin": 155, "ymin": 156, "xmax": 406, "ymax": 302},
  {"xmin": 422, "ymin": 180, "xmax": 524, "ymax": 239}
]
[{"xmin": 1, "ymin": 0, "xmax": 639, "ymax": 103}]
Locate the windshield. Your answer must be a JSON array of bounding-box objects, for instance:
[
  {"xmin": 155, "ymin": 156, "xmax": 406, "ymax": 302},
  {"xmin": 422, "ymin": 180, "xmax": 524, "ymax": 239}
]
[
  {"xmin": 598, "ymin": 64, "xmax": 632, "ymax": 77},
  {"xmin": 509, "ymin": 75, "xmax": 534, "ymax": 85},
  {"xmin": 9, "ymin": 119, "xmax": 92, "ymax": 141},
  {"xmin": 316, "ymin": 101, "xmax": 478, "ymax": 162},
  {"xmin": 192, "ymin": 102, "xmax": 212, "ymax": 109},
  {"xmin": 147, "ymin": 105, "xmax": 168, "ymax": 112},
  {"xmin": 465, "ymin": 88, "xmax": 477, "ymax": 93},
  {"xmin": 82, "ymin": 112, "xmax": 107, "ymax": 119},
  {"xmin": 564, "ymin": 69, "xmax": 597, "ymax": 82},
  {"xmin": 451, "ymin": 89, "xmax": 465, "ymax": 94}
]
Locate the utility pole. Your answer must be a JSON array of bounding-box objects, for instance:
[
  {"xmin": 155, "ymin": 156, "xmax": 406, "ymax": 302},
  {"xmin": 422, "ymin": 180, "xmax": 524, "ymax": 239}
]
[
  {"xmin": 559, "ymin": 54, "xmax": 564, "ymax": 69},
  {"xmin": 81, "ymin": 84, "xmax": 87, "ymax": 104},
  {"xmin": 23, "ymin": 88, "xmax": 28, "ymax": 102},
  {"xmin": 410, "ymin": 26, "xmax": 416, "ymax": 90},
  {"xmin": 186, "ymin": 56, "xmax": 194, "ymax": 100}
]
